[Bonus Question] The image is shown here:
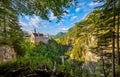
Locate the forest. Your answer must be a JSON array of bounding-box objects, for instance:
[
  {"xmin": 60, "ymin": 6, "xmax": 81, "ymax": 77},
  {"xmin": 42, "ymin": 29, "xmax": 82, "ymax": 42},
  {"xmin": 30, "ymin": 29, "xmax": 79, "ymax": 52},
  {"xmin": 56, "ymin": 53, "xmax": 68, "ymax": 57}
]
[{"xmin": 0, "ymin": 0, "xmax": 120, "ymax": 77}]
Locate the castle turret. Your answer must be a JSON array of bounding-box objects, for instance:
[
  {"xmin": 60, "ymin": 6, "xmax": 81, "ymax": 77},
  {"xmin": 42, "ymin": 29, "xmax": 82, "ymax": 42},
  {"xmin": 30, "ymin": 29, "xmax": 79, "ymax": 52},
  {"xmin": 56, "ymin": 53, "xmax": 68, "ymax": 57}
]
[{"xmin": 34, "ymin": 28, "xmax": 36, "ymax": 33}]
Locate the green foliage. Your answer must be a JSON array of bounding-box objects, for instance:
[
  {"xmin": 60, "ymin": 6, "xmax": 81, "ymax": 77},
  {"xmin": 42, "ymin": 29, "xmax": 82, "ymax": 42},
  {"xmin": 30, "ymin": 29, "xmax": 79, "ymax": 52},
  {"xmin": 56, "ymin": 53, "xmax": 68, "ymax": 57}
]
[
  {"xmin": 57, "ymin": 60, "xmax": 83, "ymax": 77},
  {"xmin": 58, "ymin": 10, "xmax": 100, "ymax": 61},
  {"xmin": 18, "ymin": 38, "xmax": 35, "ymax": 57},
  {"xmin": 0, "ymin": 0, "xmax": 78, "ymax": 21},
  {"xmin": 0, "ymin": 57, "xmax": 51, "ymax": 76},
  {"xmin": 28, "ymin": 39, "xmax": 67, "ymax": 62},
  {"xmin": 57, "ymin": 8, "xmax": 120, "ymax": 76},
  {"xmin": 0, "ymin": 38, "xmax": 73, "ymax": 76},
  {"xmin": 1, "ymin": 0, "xmax": 120, "ymax": 76},
  {"xmin": 0, "ymin": 0, "xmax": 25, "ymax": 56},
  {"xmin": 0, "ymin": 0, "xmax": 78, "ymax": 56}
]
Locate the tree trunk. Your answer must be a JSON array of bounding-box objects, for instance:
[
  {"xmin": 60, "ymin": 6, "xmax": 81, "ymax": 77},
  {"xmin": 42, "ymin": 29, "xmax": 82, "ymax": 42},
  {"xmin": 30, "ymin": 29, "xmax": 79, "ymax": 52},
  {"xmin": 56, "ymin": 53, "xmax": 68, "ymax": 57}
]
[
  {"xmin": 117, "ymin": 13, "xmax": 120, "ymax": 65},
  {"xmin": 112, "ymin": 23, "xmax": 115, "ymax": 77},
  {"xmin": 112, "ymin": 0, "xmax": 116, "ymax": 77},
  {"xmin": 102, "ymin": 50, "xmax": 106, "ymax": 77},
  {"xmin": 3, "ymin": 10, "xmax": 7, "ymax": 45}
]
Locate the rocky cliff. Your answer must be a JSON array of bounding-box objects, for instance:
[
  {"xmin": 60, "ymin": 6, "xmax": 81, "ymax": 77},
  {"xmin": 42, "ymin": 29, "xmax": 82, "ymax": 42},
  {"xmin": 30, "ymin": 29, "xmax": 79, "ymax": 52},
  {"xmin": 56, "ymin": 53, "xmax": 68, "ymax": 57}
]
[
  {"xmin": 57, "ymin": 11, "xmax": 100, "ymax": 62},
  {"xmin": 0, "ymin": 45, "xmax": 16, "ymax": 63}
]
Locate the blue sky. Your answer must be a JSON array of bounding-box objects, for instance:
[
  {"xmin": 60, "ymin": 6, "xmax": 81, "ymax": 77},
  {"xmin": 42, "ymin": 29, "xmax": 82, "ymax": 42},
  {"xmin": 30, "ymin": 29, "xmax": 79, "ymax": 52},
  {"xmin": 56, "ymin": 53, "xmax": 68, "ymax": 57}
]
[{"xmin": 19, "ymin": 0, "xmax": 101, "ymax": 35}]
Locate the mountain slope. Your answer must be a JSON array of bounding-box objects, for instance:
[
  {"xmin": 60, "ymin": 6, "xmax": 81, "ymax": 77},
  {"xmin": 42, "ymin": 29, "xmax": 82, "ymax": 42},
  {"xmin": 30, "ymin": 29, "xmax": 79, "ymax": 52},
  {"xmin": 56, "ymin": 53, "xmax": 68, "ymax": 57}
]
[
  {"xmin": 50, "ymin": 32, "xmax": 66, "ymax": 38},
  {"xmin": 58, "ymin": 10, "xmax": 104, "ymax": 62},
  {"xmin": 58, "ymin": 9, "xmax": 119, "ymax": 63}
]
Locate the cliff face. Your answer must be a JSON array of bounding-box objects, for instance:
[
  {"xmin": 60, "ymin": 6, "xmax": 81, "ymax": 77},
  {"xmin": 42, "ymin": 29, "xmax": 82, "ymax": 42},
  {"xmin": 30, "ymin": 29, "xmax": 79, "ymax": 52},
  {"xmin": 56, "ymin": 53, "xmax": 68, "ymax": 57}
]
[
  {"xmin": 58, "ymin": 25, "xmax": 99, "ymax": 62},
  {"xmin": 57, "ymin": 11, "xmax": 100, "ymax": 62},
  {"xmin": 0, "ymin": 45, "xmax": 16, "ymax": 63}
]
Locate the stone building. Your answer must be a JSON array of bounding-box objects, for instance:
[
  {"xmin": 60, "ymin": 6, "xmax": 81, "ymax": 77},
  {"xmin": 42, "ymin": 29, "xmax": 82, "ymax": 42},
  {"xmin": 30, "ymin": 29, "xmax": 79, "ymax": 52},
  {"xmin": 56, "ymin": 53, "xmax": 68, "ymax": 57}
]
[{"xmin": 30, "ymin": 32, "xmax": 49, "ymax": 44}]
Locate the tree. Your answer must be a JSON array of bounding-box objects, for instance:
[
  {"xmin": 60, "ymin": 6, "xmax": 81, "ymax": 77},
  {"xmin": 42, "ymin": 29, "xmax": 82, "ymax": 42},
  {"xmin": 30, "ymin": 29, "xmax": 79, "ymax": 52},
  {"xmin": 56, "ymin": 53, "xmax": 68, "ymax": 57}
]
[
  {"xmin": 0, "ymin": 0, "xmax": 79, "ymax": 55},
  {"xmin": 94, "ymin": 0, "xmax": 120, "ymax": 77},
  {"xmin": 116, "ymin": 1, "xmax": 120, "ymax": 66},
  {"xmin": 2, "ymin": 0, "xmax": 77, "ymax": 21}
]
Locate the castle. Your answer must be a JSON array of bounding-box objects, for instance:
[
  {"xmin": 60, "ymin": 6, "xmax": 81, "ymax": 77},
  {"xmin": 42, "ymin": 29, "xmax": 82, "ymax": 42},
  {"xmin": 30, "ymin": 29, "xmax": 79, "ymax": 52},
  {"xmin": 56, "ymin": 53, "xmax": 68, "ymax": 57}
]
[{"xmin": 30, "ymin": 30, "xmax": 49, "ymax": 44}]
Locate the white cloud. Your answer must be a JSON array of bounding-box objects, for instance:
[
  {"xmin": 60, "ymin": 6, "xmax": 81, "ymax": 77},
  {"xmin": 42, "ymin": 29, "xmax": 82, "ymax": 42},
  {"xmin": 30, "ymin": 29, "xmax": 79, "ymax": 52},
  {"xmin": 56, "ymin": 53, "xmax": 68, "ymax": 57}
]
[
  {"xmin": 29, "ymin": 16, "xmax": 40, "ymax": 27},
  {"xmin": 25, "ymin": 15, "xmax": 30, "ymax": 20},
  {"xmin": 75, "ymin": 8, "xmax": 80, "ymax": 12},
  {"xmin": 57, "ymin": 22, "xmax": 63, "ymax": 26},
  {"xmin": 49, "ymin": 12, "xmax": 57, "ymax": 20},
  {"xmin": 66, "ymin": 10, "xmax": 70, "ymax": 13},
  {"xmin": 59, "ymin": 28, "xmax": 69, "ymax": 31},
  {"xmin": 61, "ymin": 19, "xmax": 65, "ymax": 22},
  {"xmin": 19, "ymin": 15, "xmax": 50, "ymax": 32},
  {"xmin": 62, "ymin": 13, "xmax": 72, "ymax": 18},
  {"xmin": 63, "ymin": 13, "xmax": 67, "ymax": 16},
  {"xmin": 89, "ymin": 2, "xmax": 99, "ymax": 6},
  {"xmin": 19, "ymin": 21, "xmax": 28, "ymax": 26},
  {"xmin": 19, "ymin": 20, "xmax": 33, "ymax": 34},
  {"xmin": 78, "ymin": 2, "xmax": 85, "ymax": 6},
  {"xmin": 81, "ymin": 13, "xmax": 88, "ymax": 20},
  {"xmin": 71, "ymin": 16, "xmax": 77, "ymax": 21},
  {"xmin": 72, "ymin": 16, "xmax": 77, "ymax": 19}
]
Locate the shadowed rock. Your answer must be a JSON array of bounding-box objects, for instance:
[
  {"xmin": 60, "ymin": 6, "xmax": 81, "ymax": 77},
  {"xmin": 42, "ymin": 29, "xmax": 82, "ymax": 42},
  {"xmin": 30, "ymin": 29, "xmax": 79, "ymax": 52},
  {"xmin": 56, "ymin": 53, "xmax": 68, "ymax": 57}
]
[
  {"xmin": 26, "ymin": 73, "xmax": 39, "ymax": 77},
  {"xmin": 35, "ymin": 69, "xmax": 51, "ymax": 77},
  {"xmin": 6, "ymin": 67, "xmax": 25, "ymax": 77}
]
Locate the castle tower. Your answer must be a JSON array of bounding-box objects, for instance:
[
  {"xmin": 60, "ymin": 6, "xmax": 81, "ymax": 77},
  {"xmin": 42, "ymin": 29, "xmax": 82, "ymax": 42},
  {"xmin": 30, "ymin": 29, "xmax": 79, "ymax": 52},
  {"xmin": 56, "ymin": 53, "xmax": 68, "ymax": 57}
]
[{"xmin": 34, "ymin": 28, "xmax": 36, "ymax": 33}]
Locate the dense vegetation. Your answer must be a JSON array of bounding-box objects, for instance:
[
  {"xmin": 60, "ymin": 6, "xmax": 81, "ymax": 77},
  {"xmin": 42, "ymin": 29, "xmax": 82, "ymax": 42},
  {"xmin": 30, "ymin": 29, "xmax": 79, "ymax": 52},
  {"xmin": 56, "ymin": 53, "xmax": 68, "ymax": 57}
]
[
  {"xmin": 0, "ymin": 39, "xmax": 84, "ymax": 77},
  {"xmin": 0, "ymin": 0, "xmax": 120, "ymax": 77},
  {"xmin": 0, "ymin": 0, "xmax": 77, "ymax": 55},
  {"xmin": 57, "ymin": 7, "xmax": 120, "ymax": 76}
]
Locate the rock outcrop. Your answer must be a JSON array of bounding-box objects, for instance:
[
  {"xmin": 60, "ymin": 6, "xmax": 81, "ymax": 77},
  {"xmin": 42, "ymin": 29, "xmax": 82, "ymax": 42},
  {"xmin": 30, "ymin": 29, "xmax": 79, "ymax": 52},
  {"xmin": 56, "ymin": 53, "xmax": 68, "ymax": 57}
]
[{"xmin": 0, "ymin": 45, "xmax": 16, "ymax": 63}]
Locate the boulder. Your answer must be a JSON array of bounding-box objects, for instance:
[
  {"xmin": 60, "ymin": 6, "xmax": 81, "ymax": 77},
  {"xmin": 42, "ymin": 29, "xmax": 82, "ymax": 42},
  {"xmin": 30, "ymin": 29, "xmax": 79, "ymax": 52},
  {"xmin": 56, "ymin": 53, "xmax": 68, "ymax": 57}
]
[{"xmin": 0, "ymin": 45, "xmax": 16, "ymax": 63}]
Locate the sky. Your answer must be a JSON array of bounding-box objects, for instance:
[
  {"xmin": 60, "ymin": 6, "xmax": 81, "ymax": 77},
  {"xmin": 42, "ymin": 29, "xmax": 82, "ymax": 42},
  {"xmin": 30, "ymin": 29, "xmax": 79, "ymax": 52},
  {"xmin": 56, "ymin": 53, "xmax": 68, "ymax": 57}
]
[{"xmin": 19, "ymin": 0, "xmax": 102, "ymax": 35}]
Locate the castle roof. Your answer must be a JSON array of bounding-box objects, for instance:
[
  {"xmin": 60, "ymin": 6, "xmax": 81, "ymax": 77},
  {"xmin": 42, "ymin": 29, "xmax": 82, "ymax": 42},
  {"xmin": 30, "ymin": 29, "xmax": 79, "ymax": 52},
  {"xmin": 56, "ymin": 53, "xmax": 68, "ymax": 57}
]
[{"xmin": 33, "ymin": 33, "xmax": 43, "ymax": 36}]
